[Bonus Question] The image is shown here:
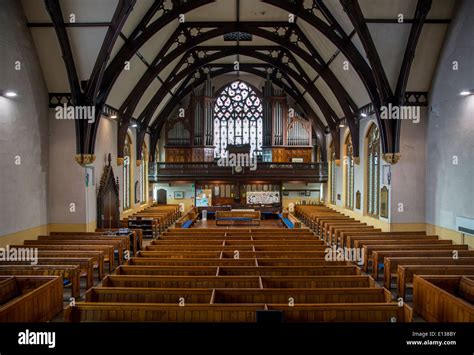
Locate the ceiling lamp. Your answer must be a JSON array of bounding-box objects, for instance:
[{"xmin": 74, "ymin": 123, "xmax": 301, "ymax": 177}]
[
  {"xmin": 360, "ymin": 112, "xmax": 367, "ymax": 118},
  {"xmin": 110, "ymin": 114, "xmax": 117, "ymax": 119},
  {"xmin": 2, "ymin": 91, "xmax": 17, "ymax": 97},
  {"xmin": 459, "ymin": 90, "xmax": 473, "ymax": 96}
]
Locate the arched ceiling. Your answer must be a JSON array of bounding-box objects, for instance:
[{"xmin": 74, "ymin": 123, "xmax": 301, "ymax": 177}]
[{"xmin": 22, "ymin": 0, "xmax": 457, "ymax": 161}]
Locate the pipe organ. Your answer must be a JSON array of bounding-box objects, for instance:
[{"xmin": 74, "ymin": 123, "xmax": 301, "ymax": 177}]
[{"xmin": 162, "ymin": 77, "xmax": 316, "ymax": 164}]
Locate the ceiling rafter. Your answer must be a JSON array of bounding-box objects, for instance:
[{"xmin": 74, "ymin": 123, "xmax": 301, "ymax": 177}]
[
  {"xmin": 130, "ymin": 46, "xmax": 338, "ymax": 158},
  {"xmin": 147, "ymin": 63, "xmax": 328, "ymax": 161},
  {"xmin": 44, "ymin": 0, "xmax": 135, "ymax": 165},
  {"xmin": 116, "ymin": 21, "xmax": 359, "ymax": 156}
]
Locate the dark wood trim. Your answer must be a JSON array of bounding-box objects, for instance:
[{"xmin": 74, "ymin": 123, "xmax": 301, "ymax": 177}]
[
  {"xmin": 365, "ymin": 18, "xmax": 449, "ymax": 24},
  {"xmin": 395, "ymin": 0, "xmax": 432, "ymax": 105}
]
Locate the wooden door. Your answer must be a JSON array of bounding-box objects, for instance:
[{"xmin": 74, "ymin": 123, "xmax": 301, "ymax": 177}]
[
  {"xmin": 102, "ymin": 188, "xmax": 119, "ymax": 228},
  {"xmin": 157, "ymin": 189, "xmax": 167, "ymax": 204}
]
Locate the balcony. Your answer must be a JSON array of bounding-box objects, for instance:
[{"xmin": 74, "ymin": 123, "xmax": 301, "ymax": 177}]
[{"xmin": 149, "ymin": 162, "xmax": 328, "ymax": 182}]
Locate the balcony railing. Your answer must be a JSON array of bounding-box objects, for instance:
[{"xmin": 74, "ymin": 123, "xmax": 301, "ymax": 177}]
[{"xmin": 149, "ymin": 162, "xmax": 328, "ymax": 182}]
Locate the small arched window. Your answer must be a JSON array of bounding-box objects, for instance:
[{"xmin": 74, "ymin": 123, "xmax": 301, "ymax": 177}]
[
  {"xmin": 345, "ymin": 135, "xmax": 354, "ymax": 210},
  {"xmin": 367, "ymin": 124, "xmax": 380, "ymax": 216},
  {"xmin": 123, "ymin": 134, "xmax": 132, "ymax": 210}
]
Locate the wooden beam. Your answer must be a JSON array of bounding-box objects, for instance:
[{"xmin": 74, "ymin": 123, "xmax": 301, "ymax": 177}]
[{"xmin": 395, "ymin": 0, "xmax": 432, "ymax": 105}]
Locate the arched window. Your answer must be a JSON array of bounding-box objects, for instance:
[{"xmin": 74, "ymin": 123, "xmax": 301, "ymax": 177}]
[
  {"xmin": 367, "ymin": 124, "xmax": 380, "ymax": 216},
  {"xmin": 140, "ymin": 144, "xmax": 147, "ymax": 203},
  {"xmin": 123, "ymin": 134, "xmax": 132, "ymax": 210},
  {"xmin": 330, "ymin": 142, "xmax": 337, "ymax": 205},
  {"xmin": 213, "ymin": 81, "xmax": 263, "ymax": 158},
  {"xmin": 345, "ymin": 135, "xmax": 354, "ymax": 209}
]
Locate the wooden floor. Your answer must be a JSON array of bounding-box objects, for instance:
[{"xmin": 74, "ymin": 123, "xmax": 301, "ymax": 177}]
[{"xmin": 193, "ymin": 219, "xmax": 286, "ymax": 229}]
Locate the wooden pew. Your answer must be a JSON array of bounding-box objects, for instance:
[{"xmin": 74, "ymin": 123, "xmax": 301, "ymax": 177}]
[
  {"xmin": 65, "ymin": 302, "xmax": 413, "ymax": 322},
  {"xmin": 383, "ymin": 257, "xmax": 474, "ymax": 288},
  {"xmin": 51, "ymin": 230, "xmax": 139, "ymax": 254},
  {"xmin": 372, "ymin": 250, "xmax": 474, "ymax": 280},
  {"xmin": 413, "ymin": 275, "xmax": 474, "ymax": 322},
  {"xmin": 212, "ymin": 288, "xmax": 391, "ymax": 303},
  {"xmin": 95, "ymin": 228, "xmax": 142, "ymax": 253},
  {"xmin": 127, "ymin": 258, "xmax": 350, "ymax": 267},
  {"xmin": 85, "ymin": 287, "xmax": 213, "ymax": 303},
  {"xmin": 9, "ymin": 244, "xmax": 115, "ymax": 271},
  {"xmin": 354, "ymin": 239, "xmax": 451, "ymax": 249},
  {"xmin": 127, "ymin": 257, "xmax": 258, "ymax": 267},
  {"xmin": 27, "ymin": 238, "xmax": 125, "ymax": 266},
  {"xmin": 261, "ymin": 275, "xmax": 375, "ymax": 288},
  {"xmin": 44, "ymin": 234, "xmax": 130, "ymax": 259},
  {"xmin": 0, "ymin": 257, "xmax": 94, "ymax": 289},
  {"xmin": 279, "ymin": 212, "xmax": 302, "ymax": 229},
  {"xmin": 343, "ymin": 231, "xmax": 427, "ymax": 249},
  {"xmin": 36, "ymin": 250, "xmax": 105, "ymax": 281},
  {"xmin": 217, "ymin": 265, "xmax": 360, "ymax": 276},
  {"xmin": 102, "ymin": 275, "xmax": 262, "ymax": 289},
  {"xmin": 65, "ymin": 303, "xmax": 264, "ymax": 322},
  {"xmin": 397, "ymin": 265, "xmax": 474, "ymax": 299},
  {"xmin": 0, "ymin": 276, "xmax": 63, "ymax": 322},
  {"xmin": 175, "ymin": 207, "xmax": 199, "ymax": 228},
  {"xmin": 0, "ymin": 265, "xmax": 81, "ymax": 298},
  {"xmin": 115, "ymin": 266, "xmax": 218, "ymax": 276},
  {"xmin": 362, "ymin": 244, "xmax": 469, "ymax": 272},
  {"xmin": 215, "ymin": 211, "xmax": 261, "ymax": 226},
  {"xmin": 266, "ymin": 303, "xmax": 413, "ymax": 322},
  {"xmin": 332, "ymin": 227, "xmax": 380, "ymax": 245}
]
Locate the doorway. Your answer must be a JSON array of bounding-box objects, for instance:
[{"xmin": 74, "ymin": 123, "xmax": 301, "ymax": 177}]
[{"xmin": 157, "ymin": 189, "xmax": 167, "ymax": 204}]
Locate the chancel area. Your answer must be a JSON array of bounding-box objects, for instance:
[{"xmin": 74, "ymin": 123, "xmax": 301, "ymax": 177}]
[{"xmin": 0, "ymin": 0, "xmax": 473, "ymax": 331}]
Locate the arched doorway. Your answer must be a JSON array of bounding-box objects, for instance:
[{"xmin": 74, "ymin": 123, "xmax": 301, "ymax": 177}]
[{"xmin": 157, "ymin": 189, "xmax": 167, "ymax": 204}]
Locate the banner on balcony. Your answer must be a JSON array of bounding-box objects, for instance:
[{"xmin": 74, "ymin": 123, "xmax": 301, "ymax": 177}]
[{"xmin": 246, "ymin": 191, "xmax": 280, "ymax": 205}]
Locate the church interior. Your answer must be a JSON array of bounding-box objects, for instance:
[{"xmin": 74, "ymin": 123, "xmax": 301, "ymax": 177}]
[{"xmin": 0, "ymin": 0, "xmax": 473, "ymax": 346}]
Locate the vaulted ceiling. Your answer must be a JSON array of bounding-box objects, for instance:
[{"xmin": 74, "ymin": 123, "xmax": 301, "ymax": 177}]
[{"xmin": 22, "ymin": 0, "xmax": 457, "ymax": 163}]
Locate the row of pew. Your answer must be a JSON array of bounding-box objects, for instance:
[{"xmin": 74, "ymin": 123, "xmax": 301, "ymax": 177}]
[
  {"xmin": 0, "ymin": 230, "xmax": 140, "ymax": 322},
  {"xmin": 64, "ymin": 227, "xmax": 413, "ymax": 322},
  {"xmin": 295, "ymin": 205, "xmax": 474, "ymax": 321},
  {"xmin": 122, "ymin": 205, "xmax": 181, "ymax": 236}
]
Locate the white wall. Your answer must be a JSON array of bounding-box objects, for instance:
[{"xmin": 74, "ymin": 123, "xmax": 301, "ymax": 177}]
[
  {"xmin": 0, "ymin": 0, "xmax": 49, "ymax": 236},
  {"xmin": 426, "ymin": 0, "xmax": 474, "ymax": 233}
]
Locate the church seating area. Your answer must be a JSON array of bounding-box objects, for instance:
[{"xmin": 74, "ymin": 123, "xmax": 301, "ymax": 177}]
[
  {"xmin": 64, "ymin": 226, "xmax": 413, "ymax": 322},
  {"xmin": 296, "ymin": 205, "xmax": 473, "ymax": 316}
]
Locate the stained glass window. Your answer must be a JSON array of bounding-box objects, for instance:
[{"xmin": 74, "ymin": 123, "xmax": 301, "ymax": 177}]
[
  {"xmin": 123, "ymin": 135, "xmax": 132, "ymax": 210},
  {"xmin": 367, "ymin": 124, "xmax": 380, "ymax": 216},
  {"xmin": 213, "ymin": 81, "xmax": 263, "ymax": 158},
  {"xmin": 330, "ymin": 142, "xmax": 337, "ymax": 205},
  {"xmin": 345, "ymin": 135, "xmax": 354, "ymax": 210},
  {"xmin": 140, "ymin": 144, "xmax": 147, "ymax": 203}
]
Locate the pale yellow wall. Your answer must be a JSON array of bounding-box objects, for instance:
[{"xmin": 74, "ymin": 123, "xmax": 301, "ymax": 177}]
[
  {"xmin": 0, "ymin": 221, "xmax": 96, "ymax": 247},
  {"xmin": 0, "ymin": 225, "xmax": 47, "ymax": 248}
]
